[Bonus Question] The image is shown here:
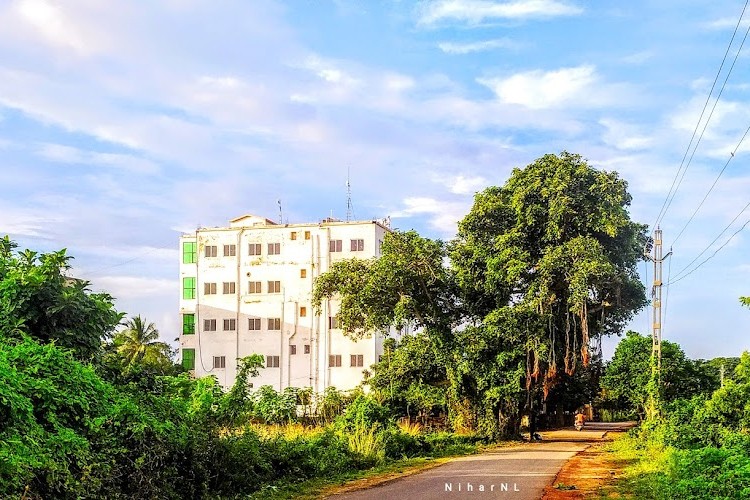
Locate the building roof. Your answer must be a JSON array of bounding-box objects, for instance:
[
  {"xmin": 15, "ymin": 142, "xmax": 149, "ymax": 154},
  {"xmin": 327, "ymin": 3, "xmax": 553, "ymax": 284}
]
[{"xmin": 229, "ymin": 214, "xmax": 279, "ymax": 227}]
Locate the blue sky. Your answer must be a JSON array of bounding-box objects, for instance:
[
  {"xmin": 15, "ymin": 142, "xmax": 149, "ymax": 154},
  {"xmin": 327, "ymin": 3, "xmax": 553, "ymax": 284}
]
[{"xmin": 1, "ymin": 0, "xmax": 749, "ymax": 360}]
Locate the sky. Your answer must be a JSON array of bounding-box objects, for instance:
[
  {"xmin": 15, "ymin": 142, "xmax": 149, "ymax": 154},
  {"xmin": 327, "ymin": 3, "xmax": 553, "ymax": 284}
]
[{"xmin": 1, "ymin": 0, "xmax": 749, "ymax": 360}]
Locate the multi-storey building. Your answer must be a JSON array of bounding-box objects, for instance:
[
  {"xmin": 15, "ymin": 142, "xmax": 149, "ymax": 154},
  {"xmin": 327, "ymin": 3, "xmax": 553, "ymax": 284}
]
[{"xmin": 179, "ymin": 214, "xmax": 395, "ymax": 391}]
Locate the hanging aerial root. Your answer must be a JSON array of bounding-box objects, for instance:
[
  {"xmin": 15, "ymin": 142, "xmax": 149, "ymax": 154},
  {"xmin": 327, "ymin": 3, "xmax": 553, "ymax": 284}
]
[
  {"xmin": 580, "ymin": 303, "xmax": 590, "ymax": 367},
  {"xmin": 531, "ymin": 350, "xmax": 541, "ymax": 380},
  {"xmin": 542, "ymin": 368, "xmax": 558, "ymax": 401},
  {"xmin": 525, "ymin": 350, "xmax": 532, "ymax": 390}
]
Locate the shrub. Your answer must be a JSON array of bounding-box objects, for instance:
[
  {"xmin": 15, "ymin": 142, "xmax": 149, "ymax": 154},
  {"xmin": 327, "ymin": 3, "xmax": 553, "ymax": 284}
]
[
  {"xmin": 252, "ymin": 386, "xmax": 298, "ymax": 424},
  {"xmin": 337, "ymin": 394, "xmax": 392, "ymax": 431}
]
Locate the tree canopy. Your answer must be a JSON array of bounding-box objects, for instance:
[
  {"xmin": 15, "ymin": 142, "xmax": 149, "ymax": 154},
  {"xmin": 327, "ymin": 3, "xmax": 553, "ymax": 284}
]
[
  {"xmin": 113, "ymin": 315, "xmax": 173, "ymax": 370},
  {"xmin": 600, "ymin": 331, "xmax": 718, "ymax": 418},
  {"xmin": 314, "ymin": 152, "xmax": 648, "ymax": 437},
  {"xmin": 0, "ymin": 236, "xmax": 122, "ymax": 360}
]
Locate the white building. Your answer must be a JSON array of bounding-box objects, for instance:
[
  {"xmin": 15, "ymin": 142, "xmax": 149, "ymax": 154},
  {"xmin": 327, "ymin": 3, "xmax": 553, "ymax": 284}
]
[{"xmin": 179, "ymin": 214, "xmax": 395, "ymax": 391}]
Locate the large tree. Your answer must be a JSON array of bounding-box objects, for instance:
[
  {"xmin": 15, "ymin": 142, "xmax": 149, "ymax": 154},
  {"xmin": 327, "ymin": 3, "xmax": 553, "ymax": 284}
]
[
  {"xmin": 314, "ymin": 152, "xmax": 648, "ymax": 437},
  {"xmin": 600, "ymin": 331, "xmax": 716, "ymax": 419},
  {"xmin": 0, "ymin": 236, "xmax": 122, "ymax": 360},
  {"xmin": 449, "ymin": 152, "xmax": 647, "ymax": 433},
  {"xmin": 312, "ymin": 229, "xmax": 457, "ymax": 340}
]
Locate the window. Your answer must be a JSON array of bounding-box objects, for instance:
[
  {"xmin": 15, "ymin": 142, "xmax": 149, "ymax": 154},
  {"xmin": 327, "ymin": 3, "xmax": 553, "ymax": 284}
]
[
  {"xmin": 248, "ymin": 243, "xmax": 261, "ymax": 256},
  {"xmin": 268, "ymin": 242, "xmax": 281, "ymax": 255},
  {"xmin": 222, "ymin": 282, "xmax": 236, "ymax": 294},
  {"xmin": 205, "ymin": 245, "xmax": 217, "ymax": 257},
  {"xmin": 290, "ymin": 231, "xmax": 297, "ymax": 241},
  {"xmin": 203, "ymin": 319, "xmax": 217, "ymax": 331},
  {"xmin": 329, "ymin": 316, "xmax": 340, "ymax": 329},
  {"xmin": 350, "ymin": 239, "xmax": 364, "ymax": 252},
  {"xmin": 268, "ymin": 318, "xmax": 281, "ymax": 330},
  {"xmin": 329, "ymin": 239, "xmax": 342, "ymax": 252},
  {"xmin": 304, "ymin": 231, "xmax": 311, "ymax": 240},
  {"xmin": 267, "ymin": 355, "xmax": 280, "ymax": 368},
  {"xmin": 304, "ymin": 344, "xmax": 311, "ymax": 354},
  {"xmin": 329, "ymin": 354, "xmax": 342, "ymax": 367},
  {"xmin": 182, "ymin": 313, "xmax": 195, "ymax": 335},
  {"xmin": 204, "ymin": 282, "xmax": 217, "ymax": 295},
  {"xmin": 213, "ymin": 356, "xmax": 226, "ymax": 369},
  {"xmin": 223, "ymin": 318, "xmax": 236, "ymax": 331},
  {"xmin": 182, "ymin": 277, "xmax": 196, "ymax": 299},
  {"xmin": 182, "ymin": 348, "xmax": 195, "ymax": 370},
  {"xmin": 350, "ymin": 354, "xmax": 364, "ymax": 367},
  {"xmin": 223, "ymin": 244, "xmax": 236, "ymax": 257},
  {"xmin": 248, "ymin": 281, "xmax": 262, "ymax": 294},
  {"xmin": 300, "ymin": 268, "xmax": 307, "ymax": 278},
  {"xmin": 299, "ymin": 306, "xmax": 307, "ymax": 317},
  {"xmin": 182, "ymin": 242, "xmax": 196, "ymax": 264},
  {"xmin": 267, "ymin": 280, "xmax": 281, "ymax": 293},
  {"xmin": 290, "ymin": 345, "xmax": 297, "ymax": 355},
  {"xmin": 248, "ymin": 318, "xmax": 261, "ymax": 330}
]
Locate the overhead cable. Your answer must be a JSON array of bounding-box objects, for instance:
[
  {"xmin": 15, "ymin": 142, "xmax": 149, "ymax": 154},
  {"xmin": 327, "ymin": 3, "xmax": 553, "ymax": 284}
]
[{"xmin": 651, "ymin": 0, "xmax": 749, "ymax": 232}]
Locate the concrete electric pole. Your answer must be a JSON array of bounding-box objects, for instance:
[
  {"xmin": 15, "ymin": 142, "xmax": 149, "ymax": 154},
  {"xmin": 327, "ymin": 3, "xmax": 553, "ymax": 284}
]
[{"xmin": 645, "ymin": 227, "xmax": 672, "ymax": 379}]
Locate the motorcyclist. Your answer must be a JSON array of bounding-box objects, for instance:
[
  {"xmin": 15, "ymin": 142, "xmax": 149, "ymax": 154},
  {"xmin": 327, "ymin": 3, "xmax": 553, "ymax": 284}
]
[{"xmin": 574, "ymin": 410, "xmax": 585, "ymax": 431}]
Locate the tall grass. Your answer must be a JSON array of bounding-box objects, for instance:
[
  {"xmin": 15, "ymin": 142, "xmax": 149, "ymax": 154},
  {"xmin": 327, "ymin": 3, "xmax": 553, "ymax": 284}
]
[
  {"xmin": 347, "ymin": 422, "xmax": 385, "ymax": 462},
  {"xmin": 398, "ymin": 420, "xmax": 423, "ymax": 436},
  {"xmin": 250, "ymin": 422, "xmax": 322, "ymax": 440}
]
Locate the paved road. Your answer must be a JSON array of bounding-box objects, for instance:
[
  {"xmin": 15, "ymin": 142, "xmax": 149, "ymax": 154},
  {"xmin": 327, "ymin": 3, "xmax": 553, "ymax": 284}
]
[{"xmin": 328, "ymin": 422, "xmax": 636, "ymax": 500}]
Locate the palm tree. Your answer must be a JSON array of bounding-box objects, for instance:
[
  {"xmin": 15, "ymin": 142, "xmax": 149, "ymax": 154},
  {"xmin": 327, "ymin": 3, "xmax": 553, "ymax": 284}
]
[{"xmin": 114, "ymin": 315, "xmax": 172, "ymax": 368}]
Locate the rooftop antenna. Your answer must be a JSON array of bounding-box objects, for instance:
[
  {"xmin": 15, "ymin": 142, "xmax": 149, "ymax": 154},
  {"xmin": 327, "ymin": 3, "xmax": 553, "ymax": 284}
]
[
  {"xmin": 346, "ymin": 166, "xmax": 355, "ymax": 222},
  {"xmin": 277, "ymin": 199, "xmax": 283, "ymax": 224}
]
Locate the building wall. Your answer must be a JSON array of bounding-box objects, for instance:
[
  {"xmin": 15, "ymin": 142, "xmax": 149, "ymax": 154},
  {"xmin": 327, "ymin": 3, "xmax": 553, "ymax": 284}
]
[{"xmin": 179, "ymin": 216, "xmax": 393, "ymax": 391}]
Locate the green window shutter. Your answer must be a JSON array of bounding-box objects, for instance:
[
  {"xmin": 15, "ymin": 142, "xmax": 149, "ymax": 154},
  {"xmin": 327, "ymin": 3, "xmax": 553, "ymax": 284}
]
[
  {"xmin": 182, "ymin": 348, "xmax": 195, "ymax": 370},
  {"xmin": 182, "ymin": 313, "xmax": 195, "ymax": 334},
  {"xmin": 183, "ymin": 242, "xmax": 197, "ymax": 264},
  {"xmin": 182, "ymin": 277, "xmax": 196, "ymax": 299}
]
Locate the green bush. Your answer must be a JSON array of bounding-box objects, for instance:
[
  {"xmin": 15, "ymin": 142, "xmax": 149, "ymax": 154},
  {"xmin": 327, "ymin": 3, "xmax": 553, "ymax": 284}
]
[
  {"xmin": 253, "ymin": 386, "xmax": 298, "ymax": 424},
  {"xmin": 336, "ymin": 394, "xmax": 392, "ymax": 431},
  {"xmin": 382, "ymin": 427, "xmax": 427, "ymax": 458}
]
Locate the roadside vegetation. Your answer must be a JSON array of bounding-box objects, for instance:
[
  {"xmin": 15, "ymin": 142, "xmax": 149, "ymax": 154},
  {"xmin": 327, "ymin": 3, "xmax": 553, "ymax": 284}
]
[
  {"xmin": 601, "ymin": 301, "xmax": 750, "ymax": 499},
  {"xmin": 7, "ymin": 152, "xmax": 743, "ymax": 498},
  {"xmin": 0, "ymin": 236, "xmax": 483, "ymax": 497}
]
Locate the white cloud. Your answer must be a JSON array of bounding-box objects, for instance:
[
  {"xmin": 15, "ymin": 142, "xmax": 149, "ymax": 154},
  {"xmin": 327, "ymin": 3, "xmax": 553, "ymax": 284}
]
[
  {"xmin": 36, "ymin": 143, "xmax": 160, "ymax": 174},
  {"xmin": 0, "ymin": 212, "xmax": 60, "ymax": 238},
  {"xmin": 478, "ymin": 65, "xmax": 599, "ymax": 109},
  {"xmin": 621, "ymin": 51, "xmax": 653, "ymax": 65},
  {"xmin": 418, "ymin": 0, "xmax": 582, "ymax": 26},
  {"xmin": 391, "ymin": 197, "xmax": 470, "ymax": 234},
  {"xmin": 599, "ymin": 118, "xmax": 654, "ymax": 150},
  {"xmin": 13, "ymin": 0, "xmax": 112, "ymax": 56},
  {"xmin": 300, "ymin": 55, "xmax": 360, "ymax": 87},
  {"xmin": 438, "ymin": 38, "xmax": 518, "ymax": 54},
  {"xmin": 705, "ymin": 16, "xmax": 750, "ymax": 31},
  {"xmin": 91, "ymin": 275, "xmax": 176, "ymax": 301},
  {"xmin": 433, "ymin": 174, "xmax": 489, "ymax": 194}
]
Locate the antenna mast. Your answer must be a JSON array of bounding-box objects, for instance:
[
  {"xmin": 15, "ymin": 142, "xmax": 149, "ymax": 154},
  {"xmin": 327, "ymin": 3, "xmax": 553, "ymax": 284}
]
[
  {"xmin": 346, "ymin": 167, "xmax": 354, "ymax": 222},
  {"xmin": 277, "ymin": 199, "xmax": 283, "ymax": 224}
]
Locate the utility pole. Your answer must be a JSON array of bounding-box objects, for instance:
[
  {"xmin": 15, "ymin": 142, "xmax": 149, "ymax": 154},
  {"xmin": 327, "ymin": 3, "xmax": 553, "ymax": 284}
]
[{"xmin": 646, "ymin": 227, "xmax": 672, "ymax": 379}]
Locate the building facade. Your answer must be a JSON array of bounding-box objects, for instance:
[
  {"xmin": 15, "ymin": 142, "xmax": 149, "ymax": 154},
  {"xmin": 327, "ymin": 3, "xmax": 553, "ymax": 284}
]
[{"xmin": 179, "ymin": 214, "xmax": 395, "ymax": 391}]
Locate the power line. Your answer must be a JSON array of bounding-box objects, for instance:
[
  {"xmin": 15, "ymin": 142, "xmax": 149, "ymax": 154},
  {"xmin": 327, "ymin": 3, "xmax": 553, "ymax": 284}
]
[
  {"xmin": 664, "ymin": 19, "xmax": 750, "ymax": 234},
  {"xmin": 671, "ymin": 123, "xmax": 750, "ymax": 246},
  {"xmin": 652, "ymin": 0, "xmax": 750, "ymax": 232},
  {"xmin": 668, "ymin": 202, "xmax": 750, "ymax": 285},
  {"xmin": 77, "ymin": 245, "xmax": 171, "ymax": 278},
  {"xmin": 662, "ymin": 254, "xmax": 672, "ymax": 336}
]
